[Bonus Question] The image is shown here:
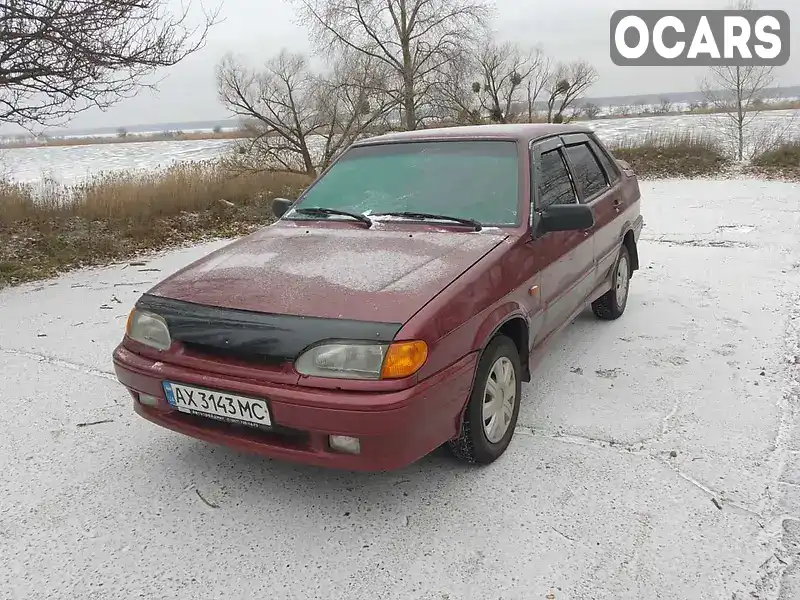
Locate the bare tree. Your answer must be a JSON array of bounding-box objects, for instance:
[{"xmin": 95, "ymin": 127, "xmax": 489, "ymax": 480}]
[
  {"xmin": 544, "ymin": 60, "xmax": 598, "ymax": 123},
  {"xmin": 430, "ymin": 54, "xmax": 482, "ymax": 125},
  {"xmin": 469, "ymin": 41, "xmax": 544, "ymax": 124},
  {"xmin": 217, "ymin": 49, "xmax": 394, "ymax": 177},
  {"xmin": 699, "ymin": 0, "xmax": 777, "ymax": 160},
  {"xmin": 0, "ymin": 0, "xmax": 221, "ymax": 129},
  {"xmin": 583, "ymin": 102, "xmax": 601, "ymax": 120},
  {"xmin": 632, "ymin": 99, "xmax": 650, "ymax": 115},
  {"xmin": 525, "ymin": 47, "xmax": 553, "ymax": 123},
  {"xmin": 702, "ymin": 64, "xmax": 777, "ymax": 160},
  {"xmin": 317, "ymin": 51, "xmax": 397, "ymax": 161},
  {"xmin": 657, "ymin": 96, "xmax": 672, "ymax": 114},
  {"xmin": 525, "ymin": 50, "xmax": 551, "ymax": 122},
  {"xmin": 612, "ymin": 103, "xmax": 632, "ymax": 117},
  {"xmin": 563, "ymin": 104, "xmax": 585, "ymax": 122},
  {"xmin": 294, "ymin": 0, "xmax": 490, "ymax": 130}
]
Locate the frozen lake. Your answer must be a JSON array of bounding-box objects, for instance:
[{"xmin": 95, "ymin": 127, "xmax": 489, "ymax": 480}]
[
  {"xmin": 588, "ymin": 108, "xmax": 799, "ymax": 146},
  {"xmin": 1, "ymin": 110, "xmax": 798, "ymax": 186},
  {"xmin": 0, "ymin": 138, "xmax": 236, "ymax": 185}
]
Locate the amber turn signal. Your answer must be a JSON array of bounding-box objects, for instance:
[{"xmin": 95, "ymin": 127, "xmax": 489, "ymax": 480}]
[
  {"xmin": 125, "ymin": 308, "xmax": 136, "ymax": 334},
  {"xmin": 381, "ymin": 340, "xmax": 428, "ymax": 379}
]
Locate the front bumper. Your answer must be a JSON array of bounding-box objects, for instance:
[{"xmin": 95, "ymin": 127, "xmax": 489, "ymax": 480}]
[{"xmin": 113, "ymin": 344, "xmax": 478, "ymax": 471}]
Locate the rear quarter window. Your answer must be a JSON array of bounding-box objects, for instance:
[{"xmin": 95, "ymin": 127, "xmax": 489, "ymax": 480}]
[
  {"xmin": 565, "ymin": 143, "xmax": 609, "ymax": 201},
  {"xmin": 588, "ymin": 138, "xmax": 621, "ymax": 184}
]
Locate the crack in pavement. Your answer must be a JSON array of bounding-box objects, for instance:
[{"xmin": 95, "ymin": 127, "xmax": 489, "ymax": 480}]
[
  {"xmin": 520, "ymin": 385, "xmax": 682, "ymax": 455},
  {"xmin": 655, "ymin": 455, "xmax": 765, "ymax": 520},
  {"xmin": 0, "ymin": 346, "xmax": 117, "ymax": 384},
  {"xmin": 521, "ymin": 426, "xmax": 800, "ymax": 600},
  {"xmin": 517, "ymin": 427, "xmax": 775, "ymax": 520},
  {"xmin": 641, "ymin": 236, "xmax": 756, "ymax": 249}
]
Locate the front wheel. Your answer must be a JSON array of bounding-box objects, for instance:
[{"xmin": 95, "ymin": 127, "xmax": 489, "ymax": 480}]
[
  {"xmin": 447, "ymin": 335, "xmax": 522, "ymax": 465},
  {"xmin": 592, "ymin": 244, "xmax": 631, "ymax": 320}
]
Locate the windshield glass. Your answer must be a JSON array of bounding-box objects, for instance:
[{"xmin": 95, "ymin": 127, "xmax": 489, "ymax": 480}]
[{"xmin": 287, "ymin": 140, "xmax": 521, "ymax": 226}]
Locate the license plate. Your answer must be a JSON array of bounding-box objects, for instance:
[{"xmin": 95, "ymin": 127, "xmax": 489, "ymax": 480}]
[{"xmin": 162, "ymin": 381, "xmax": 272, "ymax": 428}]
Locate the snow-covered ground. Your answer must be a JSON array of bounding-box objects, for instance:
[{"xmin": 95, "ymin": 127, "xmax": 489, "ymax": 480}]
[
  {"xmin": 1, "ymin": 110, "xmax": 798, "ymax": 186},
  {"xmin": 1, "ymin": 178, "xmax": 799, "ymax": 599}
]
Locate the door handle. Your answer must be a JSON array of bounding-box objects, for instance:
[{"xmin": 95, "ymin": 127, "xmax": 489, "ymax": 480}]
[{"xmin": 613, "ymin": 198, "xmax": 622, "ymax": 212}]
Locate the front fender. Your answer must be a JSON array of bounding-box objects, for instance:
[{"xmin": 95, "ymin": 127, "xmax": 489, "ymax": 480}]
[{"xmin": 472, "ymin": 302, "xmax": 529, "ymax": 352}]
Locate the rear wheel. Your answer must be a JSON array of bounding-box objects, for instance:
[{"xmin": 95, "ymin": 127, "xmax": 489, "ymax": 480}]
[
  {"xmin": 592, "ymin": 244, "xmax": 631, "ymax": 320},
  {"xmin": 447, "ymin": 335, "xmax": 522, "ymax": 465}
]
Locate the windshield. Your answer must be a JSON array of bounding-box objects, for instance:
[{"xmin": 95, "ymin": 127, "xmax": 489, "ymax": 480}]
[{"xmin": 287, "ymin": 140, "xmax": 521, "ymax": 226}]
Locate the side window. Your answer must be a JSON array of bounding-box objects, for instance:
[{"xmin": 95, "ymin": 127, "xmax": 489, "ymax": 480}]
[
  {"xmin": 537, "ymin": 148, "xmax": 577, "ymax": 208},
  {"xmin": 588, "ymin": 138, "xmax": 621, "ymax": 184},
  {"xmin": 565, "ymin": 143, "xmax": 609, "ymax": 201}
]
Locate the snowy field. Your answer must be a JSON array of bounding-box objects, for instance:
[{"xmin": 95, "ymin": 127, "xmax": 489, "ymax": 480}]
[
  {"xmin": 1, "ymin": 179, "xmax": 800, "ymax": 599},
  {"xmin": 1, "ymin": 110, "xmax": 798, "ymax": 186}
]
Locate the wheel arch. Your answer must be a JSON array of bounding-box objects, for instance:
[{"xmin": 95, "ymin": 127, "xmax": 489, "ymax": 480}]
[
  {"xmin": 622, "ymin": 228, "xmax": 639, "ymax": 273},
  {"xmin": 472, "ymin": 306, "xmax": 531, "ymax": 383}
]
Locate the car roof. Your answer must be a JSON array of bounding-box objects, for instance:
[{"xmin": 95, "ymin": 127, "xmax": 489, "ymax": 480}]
[{"xmin": 352, "ymin": 123, "xmax": 594, "ymax": 146}]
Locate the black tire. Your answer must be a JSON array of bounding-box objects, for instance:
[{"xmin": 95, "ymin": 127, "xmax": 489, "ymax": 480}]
[
  {"xmin": 592, "ymin": 244, "xmax": 632, "ymax": 320},
  {"xmin": 447, "ymin": 334, "xmax": 522, "ymax": 465}
]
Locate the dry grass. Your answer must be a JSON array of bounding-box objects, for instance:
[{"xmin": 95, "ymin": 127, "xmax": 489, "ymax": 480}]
[
  {"xmin": 751, "ymin": 139, "xmax": 800, "ymax": 167},
  {"xmin": 0, "ymin": 129, "xmax": 250, "ymax": 149},
  {"xmin": 0, "ymin": 162, "xmax": 311, "ymax": 286},
  {"xmin": 747, "ymin": 139, "xmax": 800, "ymax": 181},
  {"xmin": 607, "ymin": 131, "xmax": 730, "ymax": 179}
]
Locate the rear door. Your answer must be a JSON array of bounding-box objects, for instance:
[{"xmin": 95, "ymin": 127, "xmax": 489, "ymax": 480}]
[
  {"xmin": 560, "ymin": 134, "xmax": 622, "ymax": 292},
  {"xmin": 529, "ymin": 137, "xmax": 595, "ymax": 345}
]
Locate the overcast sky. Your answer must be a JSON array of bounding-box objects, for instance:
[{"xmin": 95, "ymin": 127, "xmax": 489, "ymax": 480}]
[{"xmin": 18, "ymin": 0, "xmax": 800, "ymax": 130}]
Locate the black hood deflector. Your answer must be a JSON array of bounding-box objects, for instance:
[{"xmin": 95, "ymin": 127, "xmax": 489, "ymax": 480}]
[{"xmin": 136, "ymin": 294, "xmax": 403, "ymax": 363}]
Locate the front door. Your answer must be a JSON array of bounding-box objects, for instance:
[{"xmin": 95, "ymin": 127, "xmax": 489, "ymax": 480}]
[
  {"xmin": 560, "ymin": 134, "xmax": 624, "ymax": 290},
  {"xmin": 528, "ymin": 137, "xmax": 595, "ymax": 346}
]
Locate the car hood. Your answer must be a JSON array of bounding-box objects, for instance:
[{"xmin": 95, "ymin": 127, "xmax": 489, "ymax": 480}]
[{"xmin": 147, "ymin": 222, "xmax": 508, "ymax": 323}]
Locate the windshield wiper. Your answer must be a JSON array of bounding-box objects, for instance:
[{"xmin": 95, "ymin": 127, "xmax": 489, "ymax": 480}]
[
  {"xmin": 291, "ymin": 207, "xmax": 372, "ymax": 227},
  {"xmin": 372, "ymin": 211, "xmax": 482, "ymax": 231}
]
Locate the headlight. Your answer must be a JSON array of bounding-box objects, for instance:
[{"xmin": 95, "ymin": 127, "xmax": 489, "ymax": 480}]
[
  {"xmin": 295, "ymin": 340, "xmax": 428, "ymax": 380},
  {"xmin": 126, "ymin": 309, "xmax": 172, "ymax": 351}
]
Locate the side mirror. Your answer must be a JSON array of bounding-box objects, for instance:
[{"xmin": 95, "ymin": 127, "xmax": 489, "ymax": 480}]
[
  {"xmin": 616, "ymin": 158, "xmax": 636, "ymax": 176},
  {"xmin": 539, "ymin": 203, "xmax": 594, "ymax": 233},
  {"xmin": 272, "ymin": 197, "xmax": 293, "ymax": 218},
  {"xmin": 616, "ymin": 158, "xmax": 633, "ymax": 171}
]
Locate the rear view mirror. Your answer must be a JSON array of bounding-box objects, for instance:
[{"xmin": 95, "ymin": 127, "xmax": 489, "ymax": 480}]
[
  {"xmin": 539, "ymin": 203, "xmax": 594, "ymax": 233},
  {"xmin": 272, "ymin": 197, "xmax": 293, "ymax": 218}
]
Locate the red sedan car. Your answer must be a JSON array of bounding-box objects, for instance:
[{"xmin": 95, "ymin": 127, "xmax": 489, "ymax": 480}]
[{"xmin": 112, "ymin": 123, "xmax": 643, "ymax": 471}]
